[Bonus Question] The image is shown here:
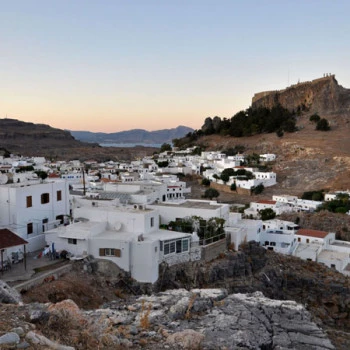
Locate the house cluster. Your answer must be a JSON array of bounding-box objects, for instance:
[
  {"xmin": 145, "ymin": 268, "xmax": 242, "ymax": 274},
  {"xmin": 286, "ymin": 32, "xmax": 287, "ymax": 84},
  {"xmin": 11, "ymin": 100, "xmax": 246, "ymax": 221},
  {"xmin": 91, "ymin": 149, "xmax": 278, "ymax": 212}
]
[
  {"xmin": 228, "ymin": 215, "xmax": 350, "ymax": 275},
  {"xmin": 244, "ymin": 195, "xmax": 323, "ymax": 218},
  {"xmin": 200, "ymin": 152, "xmax": 277, "ymax": 190},
  {"xmin": 0, "ymin": 152, "xmax": 350, "ymax": 282}
]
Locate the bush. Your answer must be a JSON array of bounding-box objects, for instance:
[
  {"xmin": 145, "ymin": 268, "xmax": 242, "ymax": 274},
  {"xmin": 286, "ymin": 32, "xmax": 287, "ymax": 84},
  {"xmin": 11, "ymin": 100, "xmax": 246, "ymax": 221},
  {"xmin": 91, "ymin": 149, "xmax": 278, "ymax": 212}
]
[
  {"xmin": 230, "ymin": 182, "xmax": 237, "ymax": 191},
  {"xmin": 201, "ymin": 178, "xmax": 210, "ymax": 186},
  {"xmin": 309, "ymin": 113, "xmax": 321, "ymax": 123},
  {"xmin": 302, "ymin": 191, "xmax": 324, "ymax": 200},
  {"xmin": 316, "ymin": 118, "xmax": 330, "ymax": 131},
  {"xmin": 276, "ymin": 129, "xmax": 284, "ymax": 137}
]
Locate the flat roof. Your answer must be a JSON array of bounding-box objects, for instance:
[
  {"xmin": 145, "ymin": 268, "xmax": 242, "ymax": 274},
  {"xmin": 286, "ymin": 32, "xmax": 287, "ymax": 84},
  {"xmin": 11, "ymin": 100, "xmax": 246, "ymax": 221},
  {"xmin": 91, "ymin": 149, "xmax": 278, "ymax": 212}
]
[
  {"xmin": 318, "ymin": 250, "xmax": 349, "ymax": 261},
  {"xmin": 95, "ymin": 229, "xmax": 191, "ymax": 242},
  {"xmin": 331, "ymin": 241, "xmax": 350, "ymax": 248},
  {"xmin": 294, "ymin": 243, "xmax": 321, "ymax": 255},
  {"xmin": 151, "ymin": 200, "xmax": 222, "ymax": 210}
]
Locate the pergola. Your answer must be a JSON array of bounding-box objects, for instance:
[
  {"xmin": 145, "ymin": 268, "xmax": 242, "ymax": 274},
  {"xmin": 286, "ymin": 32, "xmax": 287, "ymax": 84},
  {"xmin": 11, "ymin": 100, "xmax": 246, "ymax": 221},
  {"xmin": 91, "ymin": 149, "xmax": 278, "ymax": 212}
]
[{"xmin": 0, "ymin": 228, "xmax": 28, "ymax": 273}]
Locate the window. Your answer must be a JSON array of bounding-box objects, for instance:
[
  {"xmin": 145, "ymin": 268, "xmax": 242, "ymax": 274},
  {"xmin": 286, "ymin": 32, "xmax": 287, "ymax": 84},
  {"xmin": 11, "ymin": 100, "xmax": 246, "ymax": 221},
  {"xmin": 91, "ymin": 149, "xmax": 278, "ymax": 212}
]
[
  {"xmin": 163, "ymin": 238, "xmax": 189, "ymax": 255},
  {"xmin": 298, "ymin": 237, "xmax": 301, "ymax": 242},
  {"xmin": 68, "ymin": 238, "xmax": 77, "ymax": 245},
  {"xmin": 99, "ymin": 248, "xmax": 121, "ymax": 257},
  {"xmin": 27, "ymin": 223, "xmax": 33, "ymax": 235},
  {"xmin": 306, "ymin": 239, "xmax": 310, "ymax": 243},
  {"xmin": 26, "ymin": 196, "xmax": 32, "ymax": 208},
  {"xmin": 41, "ymin": 193, "xmax": 50, "ymax": 204},
  {"xmin": 150, "ymin": 217, "xmax": 154, "ymax": 227},
  {"xmin": 182, "ymin": 239, "xmax": 189, "ymax": 252},
  {"xmin": 57, "ymin": 190, "xmax": 62, "ymax": 201}
]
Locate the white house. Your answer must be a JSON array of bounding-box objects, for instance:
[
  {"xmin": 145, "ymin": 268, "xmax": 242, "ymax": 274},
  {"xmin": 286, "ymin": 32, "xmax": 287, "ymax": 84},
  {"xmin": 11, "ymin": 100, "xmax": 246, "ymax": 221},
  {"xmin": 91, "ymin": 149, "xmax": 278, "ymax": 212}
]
[
  {"xmin": 148, "ymin": 199, "xmax": 230, "ymax": 226},
  {"xmin": 258, "ymin": 220, "xmax": 299, "ymax": 254},
  {"xmin": 0, "ymin": 180, "xmax": 70, "ymax": 251},
  {"xmin": 244, "ymin": 200, "xmax": 291, "ymax": 218},
  {"xmin": 259, "ymin": 154, "xmax": 276, "ymax": 162},
  {"xmin": 45, "ymin": 202, "xmax": 200, "ymax": 283}
]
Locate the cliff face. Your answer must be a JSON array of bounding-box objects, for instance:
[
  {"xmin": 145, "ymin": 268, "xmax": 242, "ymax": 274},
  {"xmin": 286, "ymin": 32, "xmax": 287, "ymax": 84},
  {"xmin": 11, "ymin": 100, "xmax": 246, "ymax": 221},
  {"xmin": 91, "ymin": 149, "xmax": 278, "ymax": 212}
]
[{"xmin": 252, "ymin": 75, "xmax": 350, "ymax": 115}]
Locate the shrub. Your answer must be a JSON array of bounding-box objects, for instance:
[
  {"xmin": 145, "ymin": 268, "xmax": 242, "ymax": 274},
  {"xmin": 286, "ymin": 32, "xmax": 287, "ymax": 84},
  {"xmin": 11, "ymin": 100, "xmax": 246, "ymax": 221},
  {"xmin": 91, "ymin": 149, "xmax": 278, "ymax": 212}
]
[
  {"xmin": 309, "ymin": 113, "xmax": 321, "ymax": 123},
  {"xmin": 201, "ymin": 178, "xmax": 210, "ymax": 186},
  {"xmin": 316, "ymin": 118, "xmax": 330, "ymax": 131}
]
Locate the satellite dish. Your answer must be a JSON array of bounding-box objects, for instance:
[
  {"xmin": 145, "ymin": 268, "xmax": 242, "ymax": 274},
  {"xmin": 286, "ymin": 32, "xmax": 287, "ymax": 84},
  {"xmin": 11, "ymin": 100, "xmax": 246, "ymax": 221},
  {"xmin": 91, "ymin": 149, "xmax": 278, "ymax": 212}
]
[
  {"xmin": 0, "ymin": 174, "xmax": 8, "ymax": 185},
  {"xmin": 114, "ymin": 222, "xmax": 122, "ymax": 231}
]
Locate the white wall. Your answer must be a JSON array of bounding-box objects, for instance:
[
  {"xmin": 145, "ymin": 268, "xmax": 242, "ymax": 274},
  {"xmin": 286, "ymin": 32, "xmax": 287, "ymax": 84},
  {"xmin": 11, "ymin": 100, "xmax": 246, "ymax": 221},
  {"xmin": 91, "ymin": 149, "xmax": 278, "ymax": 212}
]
[{"xmin": 131, "ymin": 240, "xmax": 159, "ymax": 283}]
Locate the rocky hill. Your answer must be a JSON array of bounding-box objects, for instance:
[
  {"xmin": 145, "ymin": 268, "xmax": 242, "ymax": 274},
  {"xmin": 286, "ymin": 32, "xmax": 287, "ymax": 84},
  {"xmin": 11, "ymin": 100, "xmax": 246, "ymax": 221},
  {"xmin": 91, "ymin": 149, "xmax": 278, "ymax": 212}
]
[
  {"xmin": 252, "ymin": 75, "xmax": 350, "ymax": 115},
  {"xmin": 0, "ymin": 118, "xmax": 158, "ymax": 161},
  {"xmin": 180, "ymin": 76, "xmax": 350, "ymax": 195},
  {"xmin": 70, "ymin": 125, "xmax": 193, "ymax": 144},
  {"xmin": 2, "ymin": 243, "xmax": 349, "ymax": 349}
]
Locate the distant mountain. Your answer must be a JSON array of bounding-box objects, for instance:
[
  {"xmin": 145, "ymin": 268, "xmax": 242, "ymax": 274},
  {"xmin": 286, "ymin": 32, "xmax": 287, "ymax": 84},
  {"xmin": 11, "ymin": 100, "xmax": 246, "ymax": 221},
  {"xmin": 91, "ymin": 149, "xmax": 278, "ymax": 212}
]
[
  {"xmin": 0, "ymin": 118, "xmax": 159, "ymax": 161},
  {"xmin": 70, "ymin": 126, "xmax": 194, "ymax": 144}
]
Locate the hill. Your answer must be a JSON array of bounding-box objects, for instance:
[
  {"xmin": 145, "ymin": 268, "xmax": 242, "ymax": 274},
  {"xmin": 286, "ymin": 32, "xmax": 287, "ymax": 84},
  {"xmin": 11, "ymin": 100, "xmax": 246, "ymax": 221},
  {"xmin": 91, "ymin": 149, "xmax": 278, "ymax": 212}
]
[
  {"xmin": 252, "ymin": 74, "xmax": 350, "ymax": 115},
  {"xmin": 0, "ymin": 118, "xmax": 158, "ymax": 161},
  {"xmin": 70, "ymin": 125, "xmax": 193, "ymax": 144},
  {"xmin": 177, "ymin": 76, "xmax": 350, "ymax": 195}
]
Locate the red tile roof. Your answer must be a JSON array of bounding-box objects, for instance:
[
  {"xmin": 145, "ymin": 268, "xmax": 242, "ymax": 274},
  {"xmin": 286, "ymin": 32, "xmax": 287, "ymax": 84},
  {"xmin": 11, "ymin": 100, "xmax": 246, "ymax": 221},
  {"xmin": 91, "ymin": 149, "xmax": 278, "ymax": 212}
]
[
  {"xmin": 296, "ymin": 228, "xmax": 329, "ymax": 239},
  {"xmin": 257, "ymin": 200, "xmax": 276, "ymax": 205},
  {"xmin": 0, "ymin": 229, "xmax": 28, "ymax": 249}
]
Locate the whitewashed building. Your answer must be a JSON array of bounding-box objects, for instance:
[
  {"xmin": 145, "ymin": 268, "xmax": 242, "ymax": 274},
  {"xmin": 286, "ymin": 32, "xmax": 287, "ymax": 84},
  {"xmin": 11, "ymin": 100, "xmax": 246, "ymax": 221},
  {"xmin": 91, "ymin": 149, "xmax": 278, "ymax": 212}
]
[
  {"xmin": 45, "ymin": 201, "xmax": 201, "ymax": 283},
  {"xmin": 0, "ymin": 180, "xmax": 70, "ymax": 251}
]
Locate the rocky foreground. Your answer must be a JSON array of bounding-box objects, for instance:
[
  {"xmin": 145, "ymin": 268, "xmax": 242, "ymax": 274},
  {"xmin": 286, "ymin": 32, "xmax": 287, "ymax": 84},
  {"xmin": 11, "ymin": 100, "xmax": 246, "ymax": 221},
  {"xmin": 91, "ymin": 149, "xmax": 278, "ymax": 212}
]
[{"xmin": 0, "ymin": 284, "xmax": 335, "ymax": 350}]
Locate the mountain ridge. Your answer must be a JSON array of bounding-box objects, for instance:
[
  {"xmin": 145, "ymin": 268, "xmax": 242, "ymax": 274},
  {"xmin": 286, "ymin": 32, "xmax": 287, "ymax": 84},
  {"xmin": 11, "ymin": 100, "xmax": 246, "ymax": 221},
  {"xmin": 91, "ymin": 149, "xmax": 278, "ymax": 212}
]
[{"xmin": 70, "ymin": 125, "xmax": 194, "ymax": 144}]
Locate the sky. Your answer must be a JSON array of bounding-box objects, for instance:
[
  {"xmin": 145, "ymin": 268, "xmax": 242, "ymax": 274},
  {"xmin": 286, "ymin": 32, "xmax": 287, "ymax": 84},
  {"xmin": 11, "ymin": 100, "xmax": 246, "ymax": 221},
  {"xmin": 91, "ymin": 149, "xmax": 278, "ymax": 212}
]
[{"xmin": 1, "ymin": 1, "xmax": 350, "ymax": 133}]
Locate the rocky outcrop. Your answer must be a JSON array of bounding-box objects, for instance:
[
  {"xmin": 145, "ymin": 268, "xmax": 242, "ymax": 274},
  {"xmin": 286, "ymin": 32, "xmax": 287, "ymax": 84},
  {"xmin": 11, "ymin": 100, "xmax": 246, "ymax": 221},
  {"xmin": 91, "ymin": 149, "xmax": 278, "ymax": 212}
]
[
  {"xmin": 0, "ymin": 290, "xmax": 335, "ymax": 349},
  {"xmin": 0, "ymin": 280, "xmax": 21, "ymax": 304},
  {"xmin": 252, "ymin": 75, "xmax": 350, "ymax": 115}
]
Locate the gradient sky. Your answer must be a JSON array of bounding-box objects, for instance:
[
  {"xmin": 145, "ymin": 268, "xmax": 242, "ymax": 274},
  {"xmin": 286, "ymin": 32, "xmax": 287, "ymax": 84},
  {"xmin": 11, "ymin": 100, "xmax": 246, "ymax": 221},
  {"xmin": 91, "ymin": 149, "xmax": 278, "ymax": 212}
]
[{"xmin": 1, "ymin": 1, "xmax": 349, "ymax": 132}]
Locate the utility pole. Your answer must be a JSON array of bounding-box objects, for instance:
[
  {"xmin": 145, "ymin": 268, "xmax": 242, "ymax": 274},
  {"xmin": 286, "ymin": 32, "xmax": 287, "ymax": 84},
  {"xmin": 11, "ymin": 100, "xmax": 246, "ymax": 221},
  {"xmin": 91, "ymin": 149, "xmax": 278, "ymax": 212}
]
[{"xmin": 82, "ymin": 167, "xmax": 86, "ymax": 196}]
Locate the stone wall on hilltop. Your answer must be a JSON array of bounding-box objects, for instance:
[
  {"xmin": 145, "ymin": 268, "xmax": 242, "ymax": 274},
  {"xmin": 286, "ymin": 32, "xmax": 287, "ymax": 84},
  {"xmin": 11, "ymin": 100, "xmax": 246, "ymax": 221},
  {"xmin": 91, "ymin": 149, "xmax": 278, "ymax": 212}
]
[{"xmin": 252, "ymin": 75, "xmax": 350, "ymax": 115}]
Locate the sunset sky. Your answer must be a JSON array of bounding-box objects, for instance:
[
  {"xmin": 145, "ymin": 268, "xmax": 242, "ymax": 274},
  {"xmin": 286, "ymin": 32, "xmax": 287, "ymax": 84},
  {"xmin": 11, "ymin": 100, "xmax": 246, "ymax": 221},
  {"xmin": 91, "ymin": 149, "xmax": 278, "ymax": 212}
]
[{"xmin": 1, "ymin": 1, "xmax": 349, "ymax": 133}]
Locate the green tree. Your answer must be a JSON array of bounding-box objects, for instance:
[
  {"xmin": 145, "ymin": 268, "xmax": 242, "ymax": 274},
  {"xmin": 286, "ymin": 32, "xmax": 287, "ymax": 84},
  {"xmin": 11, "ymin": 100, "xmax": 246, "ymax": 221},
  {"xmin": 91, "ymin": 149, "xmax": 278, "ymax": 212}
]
[
  {"xmin": 203, "ymin": 188, "xmax": 220, "ymax": 200},
  {"xmin": 201, "ymin": 178, "xmax": 210, "ymax": 186},
  {"xmin": 311, "ymin": 192, "xmax": 323, "ymax": 201},
  {"xmin": 251, "ymin": 183, "xmax": 264, "ymax": 195},
  {"xmin": 260, "ymin": 208, "xmax": 276, "ymax": 221},
  {"xmin": 160, "ymin": 143, "xmax": 172, "ymax": 153},
  {"xmin": 35, "ymin": 170, "xmax": 48, "ymax": 180},
  {"xmin": 220, "ymin": 173, "xmax": 230, "ymax": 183},
  {"xmin": 157, "ymin": 161, "xmax": 169, "ymax": 168}
]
